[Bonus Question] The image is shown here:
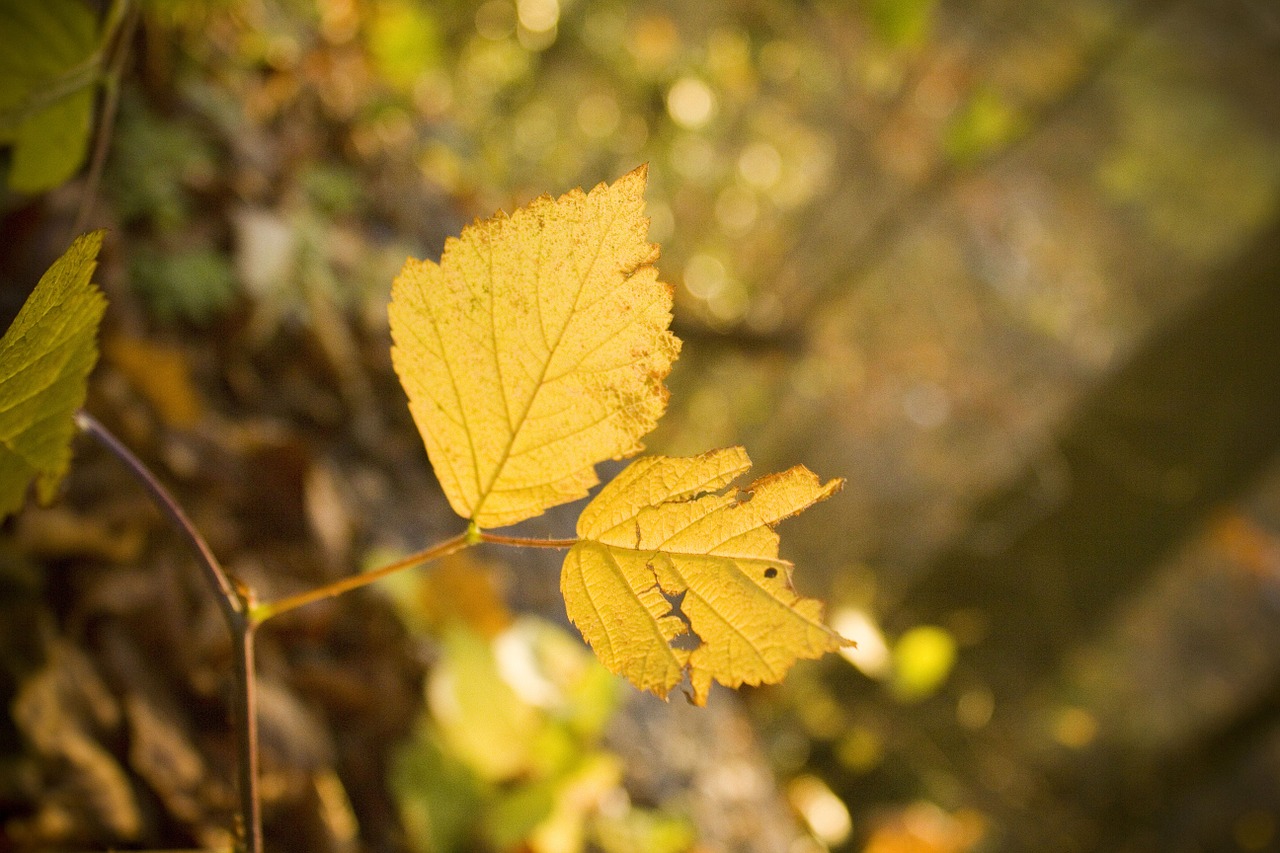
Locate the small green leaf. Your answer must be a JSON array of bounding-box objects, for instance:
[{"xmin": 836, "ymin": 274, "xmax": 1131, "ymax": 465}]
[
  {"xmin": 0, "ymin": 231, "xmax": 107, "ymax": 520},
  {"xmin": 865, "ymin": 0, "xmax": 935, "ymax": 48},
  {"xmin": 944, "ymin": 88, "xmax": 1023, "ymax": 166},
  {"xmin": 0, "ymin": 0, "xmax": 101, "ymax": 192}
]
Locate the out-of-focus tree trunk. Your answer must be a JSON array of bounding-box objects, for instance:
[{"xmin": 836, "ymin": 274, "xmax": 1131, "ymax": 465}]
[{"xmin": 885, "ymin": 211, "xmax": 1280, "ymax": 848}]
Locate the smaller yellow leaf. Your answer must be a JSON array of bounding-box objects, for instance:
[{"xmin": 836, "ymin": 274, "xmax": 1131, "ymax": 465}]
[{"xmin": 562, "ymin": 447, "xmax": 847, "ymax": 705}]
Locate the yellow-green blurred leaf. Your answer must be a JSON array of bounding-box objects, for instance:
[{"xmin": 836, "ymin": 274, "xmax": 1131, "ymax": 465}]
[
  {"xmin": 367, "ymin": 0, "xmax": 443, "ymax": 93},
  {"xmin": 891, "ymin": 625, "xmax": 956, "ymax": 702},
  {"xmin": 392, "ymin": 727, "xmax": 486, "ymax": 853},
  {"xmin": 428, "ymin": 626, "xmax": 540, "ymax": 782},
  {"xmin": 865, "ymin": 0, "xmax": 936, "ymax": 49},
  {"xmin": 527, "ymin": 754, "xmax": 621, "ymax": 853},
  {"xmin": 593, "ymin": 806, "xmax": 697, "ymax": 853},
  {"xmin": 945, "ymin": 88, "xmax": 1023, "ymax": 166}
]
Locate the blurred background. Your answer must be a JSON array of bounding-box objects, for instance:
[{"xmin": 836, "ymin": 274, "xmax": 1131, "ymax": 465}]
[{"xmin": 3, "ymin": 0, "xmax": 1280, "ymax": 851}]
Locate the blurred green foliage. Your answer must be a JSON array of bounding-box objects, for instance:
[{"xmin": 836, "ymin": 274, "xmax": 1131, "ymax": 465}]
[
  {"xmin": 944, "ymin": 88, "xmax": 1024, "ymax": 166},
  {"xmin": 0, "ymin": 0, "xmax": 103, "ymax": 193},
  {"xmin": 1097, "ymin": 40, "xmax": 1280, "ymax": 261},
  {"xmin": 383, "ymin": 555, "xmax": 696, "ymax": 853},
  {"xmin": 128, "ymin": 242, "xmax": 237, "ymax": 323},
  {"xmin": 864, "ymin": 0, "xmax": 935, "ymax": 49},
  {"xmin": 106, "ymin": 91, "xmax": 217, "ymax": 230}
]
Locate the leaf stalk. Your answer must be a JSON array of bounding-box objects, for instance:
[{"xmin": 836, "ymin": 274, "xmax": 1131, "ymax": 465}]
[
  {"xmin": 478, "ymin": 531, "xmax": 578, "ymax": 549},
  {"xmin": 250, "ymin": 533, "xmax": 471, "ymax": 624}
]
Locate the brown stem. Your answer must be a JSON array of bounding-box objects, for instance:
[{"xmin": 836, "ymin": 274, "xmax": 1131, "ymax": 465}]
[
  {"xmin": 74, "ymin": 411, "xmax": 242, "ymax": 620},
  {"xmin": 250, "ymin": 533, "xmax": 472, "ymax": 624},
  {"xmin": 230, "ymin": 622, "xmax": 261, "ymax": 853},
  {"xmin": 75, "ymin": 411, "xmax": 262, "ymax": 853}
]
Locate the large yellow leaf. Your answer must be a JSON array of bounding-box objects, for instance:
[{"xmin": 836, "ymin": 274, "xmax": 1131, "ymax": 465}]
[
  {"xmin": 390, "ymin": 167, "xmax": 680, "ymax": 529},
  {"xmin": 561, "ymin": 447, "xmax": 847, "ymax": 705}
]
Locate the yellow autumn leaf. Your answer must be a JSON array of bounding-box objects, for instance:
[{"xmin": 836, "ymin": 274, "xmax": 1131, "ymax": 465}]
[
  {"xmin": 561, "ymin": 447, "xmax": 848, "ymax": 705},
  {"xmin": 389, "ymin": 166, "xmax": 680, "ymax": 529}
]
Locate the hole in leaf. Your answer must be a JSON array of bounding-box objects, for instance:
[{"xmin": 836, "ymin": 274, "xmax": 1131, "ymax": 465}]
[
  {"xmin": 661, "ymin": 587, "xmax": 702, "ymax": 651},
  {"xmin": 670, "ymin": 630, "xmax": 702, "ymax": 651},
  {"xmin": 660, "ymin": 586, "xmax": 688, "ymax": 618},
  {"xmin": 764, "ymin": 567, "xmax": 778, "ymax": 579}
]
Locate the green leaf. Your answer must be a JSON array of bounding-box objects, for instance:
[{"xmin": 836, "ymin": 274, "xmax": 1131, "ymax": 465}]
[
  {"xmin": 0, "ymin": 231, "xmax": 107, "ymax": 520},
  {"xmin": 0, "ymin": 0, "xmax": 101, "ymax": 192}
]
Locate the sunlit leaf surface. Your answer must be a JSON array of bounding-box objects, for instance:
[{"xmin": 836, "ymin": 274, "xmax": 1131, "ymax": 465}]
[
  {"xmin": 390, "ymin": 167, "xmax": 680, "ymax": 528},
  {"xmin": 562, "ymin": 447, "xmax": 846, "ymax": 705}
]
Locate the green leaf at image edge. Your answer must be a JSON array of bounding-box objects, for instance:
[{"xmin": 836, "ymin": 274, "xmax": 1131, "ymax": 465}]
[
  {"xmin": 0, "ymin": 230, "xmax": 107, "ymax": 520},
  {"xmin": 0, "ymin": 0, "xmax": 101, "ymax": 192}
]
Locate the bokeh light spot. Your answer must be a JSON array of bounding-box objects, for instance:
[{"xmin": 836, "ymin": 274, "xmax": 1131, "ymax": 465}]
[
  {"xmin": 957, "ymin": 687, "xmax": 995, "ymax": 729},
  {"xmin": 707, "ymin": 282, "xmax": 750, "ymax": 325},
  {"xmin": 836, "ymin": 726, "xmax": 884, "ymax": 773},
  {"xmin": 629, "ymin": 15, "xmax": 679, "ymax": 73},
  {"xmin": 475, "ymin": 0, "xmax": 515, "ymax": 40},
  {"xmin": 670, "ymin": 133, "xmax": 717, "ymax": 180},
  {"xmin": 788, "ymin": 776, "xmax": 852, "ymax": 847},
  {"xmin": 516, "ymin": 0, "xmax": 558, "ymax": 33},
  {"xmin": 891, "ymin": 625, "xmax": 957, "ymax": 702},
  {"xmin": 684, "ymin": 254, "xmax": 727, "ymax": 300},
  {"xmin": 739, "ymin": 141, "xmax": 783, "ymax": 189},
  {"xmin": 715, "ymin": 184, "xmax": 759, "ymax": 235},
  {"xmin": 832, "ymin": 607, "xmax": 891, "ymax": 678},
  {"xmin": 667, "ymin": 77, "xmax": 717, "ymax": 129},
  {"xmin": 1052, "ymin": 706, "xmax": 1099, "ymax": 748},
  {"xmin": 902, "ymin": 381, "xmax": 951, "ymax": 428},
  {"xmin": 576, "ymin": 93, "xmax": 620, "ymax": 139}
]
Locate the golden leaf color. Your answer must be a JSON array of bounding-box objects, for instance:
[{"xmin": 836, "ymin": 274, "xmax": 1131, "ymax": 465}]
[
  {"xmin": 390, "ymin": 167, "xmax": 680, "ymax": 529},
  {"xmin": 562, "ymin": 447, "xmax": 847, "ymax": 705}
]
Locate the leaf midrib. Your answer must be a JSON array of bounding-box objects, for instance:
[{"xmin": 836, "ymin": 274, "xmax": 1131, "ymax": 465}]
[{"xmin": 469, "ymin": 196, "xmax": 625, "ymax": 524}]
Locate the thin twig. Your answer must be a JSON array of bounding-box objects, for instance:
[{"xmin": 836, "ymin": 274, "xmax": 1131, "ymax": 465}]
[
  {"xmin": 72, "ymin": 0, "xmax": 139, "ymax": 238},
  {"xmin": 75, "ymin": 410, "xmax": 263, "ymax": 853},
  {"xmin": 251, "ymin": 533, "xmax": 472, "ymax": 624},
  {"xmin": 75, "ymin": 410, "xmax": 242, "ymax": 619}
]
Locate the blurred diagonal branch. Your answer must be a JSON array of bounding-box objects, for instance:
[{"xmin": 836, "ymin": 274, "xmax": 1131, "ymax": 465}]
[{"xmin": 689, "ymin": 0, "xmax": 1183, "ymax": 349}]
